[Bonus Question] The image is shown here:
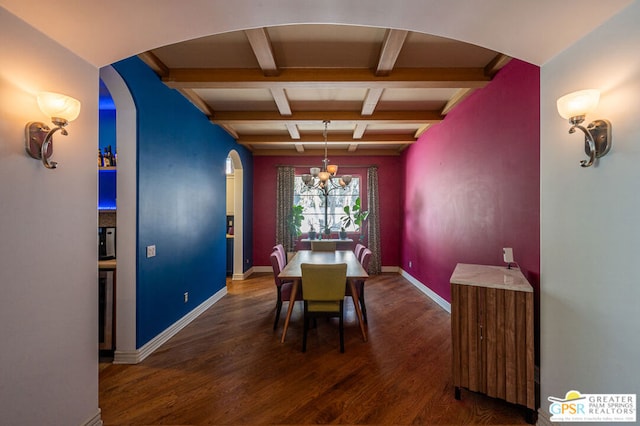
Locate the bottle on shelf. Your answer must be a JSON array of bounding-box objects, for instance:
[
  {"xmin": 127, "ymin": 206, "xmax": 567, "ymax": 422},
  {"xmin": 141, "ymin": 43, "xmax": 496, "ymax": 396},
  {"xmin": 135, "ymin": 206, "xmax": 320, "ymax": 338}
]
[
  {"xmin": 103, "ymin": 146, "xmax": 112, "ymax": 167},
  {"xmin": 98, "ymin": 149, "xmax": 103, "ymax": 167}
]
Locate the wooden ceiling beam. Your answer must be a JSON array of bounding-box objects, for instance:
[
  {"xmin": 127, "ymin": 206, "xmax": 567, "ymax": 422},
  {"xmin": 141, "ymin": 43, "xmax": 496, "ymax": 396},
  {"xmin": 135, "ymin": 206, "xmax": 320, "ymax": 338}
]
[
  {"xmin": 251, "ymin": 148, "xmax": 402, "ymax": 157},
  {"xmin": 441, "ymin": 88, "xmax": 474, "ymax": 115},
  {"xmin": 244, "ymin": 28, "xmax": 279, "ymax": 76},
  {"xmin": 237, "ymin": 133, "xmax": 417, "ymax": 145},
  {"xmin": 210, "ymin": 110, "xmax": 443, "ymax": 125},
  {"xmin": 484, "ymin": 53, "xmax": 512, "ymax": 77},
  {"xmin": 138, "ymin": 51, "xmax": 170, "ymax": 77},
  {"xmin": 164, "ymin": 67, "xmax": 491, "ymax": 89},
  {"xmin": 177, "ymin": 88, "xmax": 216, "ymax": 117},
  {"xmin": 376, "ymin": 29, "xmax": 409, "ymax": 76}
]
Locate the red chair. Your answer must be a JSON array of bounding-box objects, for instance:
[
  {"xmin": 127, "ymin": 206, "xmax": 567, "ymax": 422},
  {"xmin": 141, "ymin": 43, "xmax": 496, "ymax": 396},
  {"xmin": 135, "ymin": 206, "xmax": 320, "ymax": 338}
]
[
  {"xmin": 270, "ymin": 251, "xmax": 302, "ymax": 330},
  {"xmin": 354, "ymin": 243, "xmax": 365, "ymax": 262},
  {"xmin": 347, "ymin": 248, "xmax": 372, "ymax": 323},
  {"xmin": 272, "ymin": 244, "xmax": 287, "ymax": 267}
]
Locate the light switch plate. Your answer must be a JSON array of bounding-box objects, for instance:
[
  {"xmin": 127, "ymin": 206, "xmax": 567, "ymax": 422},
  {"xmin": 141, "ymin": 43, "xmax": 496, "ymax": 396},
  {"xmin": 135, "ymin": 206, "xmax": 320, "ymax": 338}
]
[
  {"xmin": 146, "ymin": 245, "xmax": 156, "ymax": 258},
  {"xmin": 503, "ymin": 247, "xmax": 514, "ymax": 263}
]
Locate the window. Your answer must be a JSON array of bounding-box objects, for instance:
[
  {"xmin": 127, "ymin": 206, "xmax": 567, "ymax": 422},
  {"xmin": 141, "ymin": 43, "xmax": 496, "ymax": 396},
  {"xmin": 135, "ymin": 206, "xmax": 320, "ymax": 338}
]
[{"xmin": 294, "ymin": 175, "xmax": 361, "ymax": 233}]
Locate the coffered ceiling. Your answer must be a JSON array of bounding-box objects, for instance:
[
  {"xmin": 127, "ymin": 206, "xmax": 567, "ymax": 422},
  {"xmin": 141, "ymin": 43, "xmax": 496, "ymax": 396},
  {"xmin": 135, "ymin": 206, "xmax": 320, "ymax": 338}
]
[{"xmin": 139, "ymin": 24, "xmax": 510, "ymax": 156}]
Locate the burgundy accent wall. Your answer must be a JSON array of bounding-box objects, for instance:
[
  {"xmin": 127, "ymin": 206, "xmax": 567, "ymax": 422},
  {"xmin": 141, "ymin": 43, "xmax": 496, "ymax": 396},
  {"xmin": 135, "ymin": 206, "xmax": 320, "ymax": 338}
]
[
  {"xmin": 401, "ymin": 59, "xmax": 540, "ymax": 303},
  {"xmin": 253, "ymin": 155, "xmax": 402, "ymax": 267}
]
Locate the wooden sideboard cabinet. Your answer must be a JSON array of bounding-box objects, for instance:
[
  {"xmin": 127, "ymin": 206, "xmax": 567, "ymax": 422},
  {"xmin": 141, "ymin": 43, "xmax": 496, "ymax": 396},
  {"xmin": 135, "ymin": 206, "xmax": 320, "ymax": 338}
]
[{"xmin": 450, "ymin": 263, "xmax": 535, "ymax": 423}]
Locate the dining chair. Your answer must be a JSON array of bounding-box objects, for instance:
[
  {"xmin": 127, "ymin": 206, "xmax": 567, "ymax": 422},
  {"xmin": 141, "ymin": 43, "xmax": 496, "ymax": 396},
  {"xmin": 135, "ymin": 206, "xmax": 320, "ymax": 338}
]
[
  {"xmin": 347, "ymin": 248, "xmax": 372, "ymax": 323},
  {"xmin": 301, "ymin": 263, "xmax": 348, "ymax": 353},
  {"xmin": 310, "ymin": 241, "xmax": 336, "ymax": 251},
  {"xmin": 270, "ymin": 251, "xmax": 302, "ymax": 330},
  {"xmin": 354, "ymin": 243, "xmax": 365, "ymax": 262},
  {"xmin": 272, "ymin": 244, "xmax": 287, "ymax": 267}
]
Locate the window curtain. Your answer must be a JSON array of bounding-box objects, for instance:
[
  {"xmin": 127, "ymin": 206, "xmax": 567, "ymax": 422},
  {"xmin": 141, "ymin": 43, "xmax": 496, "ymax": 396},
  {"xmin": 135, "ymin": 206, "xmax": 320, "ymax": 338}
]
[
  {"xmin": 367, "ymin": 166, "xmax": 381, "ymax": 274},
  {"xmin": 276, "ymin": 166, "xmax": 296, "ymax": 253}
]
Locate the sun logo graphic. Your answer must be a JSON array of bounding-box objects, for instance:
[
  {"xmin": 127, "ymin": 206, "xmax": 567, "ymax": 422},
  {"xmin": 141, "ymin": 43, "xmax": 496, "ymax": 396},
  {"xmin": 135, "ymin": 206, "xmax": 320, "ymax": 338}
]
[
  {"xmin": 548, "ymin": 390, "xmax": 636, "ymax": 422},
  {"xmin": 549, "ymin": 390, "xmax": 586, "ymax": 418}
]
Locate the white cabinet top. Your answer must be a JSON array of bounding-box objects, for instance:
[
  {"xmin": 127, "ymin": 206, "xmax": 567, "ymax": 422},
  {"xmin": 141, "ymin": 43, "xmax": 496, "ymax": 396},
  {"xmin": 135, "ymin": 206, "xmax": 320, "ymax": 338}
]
[{"xmin": 450, "ymin": 263, "xmax": 532, "ymax": 293}]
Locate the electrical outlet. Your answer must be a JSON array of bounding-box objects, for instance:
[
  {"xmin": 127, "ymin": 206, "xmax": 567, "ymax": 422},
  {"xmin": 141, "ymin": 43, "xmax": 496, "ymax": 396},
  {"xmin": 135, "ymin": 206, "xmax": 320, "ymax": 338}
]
[
  {"xmin": 146, "ymin": 245, "xmax": 156, "ymax": 258},
  {"xmin": 183, "ymin": 292, "xmax": 188, "ymax": 303},
  {"xmin": 409, "ymin": 261, "xmax": 412, "ymax": 268}
]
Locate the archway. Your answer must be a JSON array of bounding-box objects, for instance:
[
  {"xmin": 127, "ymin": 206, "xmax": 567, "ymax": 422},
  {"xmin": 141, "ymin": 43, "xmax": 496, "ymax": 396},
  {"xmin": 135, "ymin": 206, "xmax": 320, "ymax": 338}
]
[
  {"xmin": 99, "ymin": 66, "xmax": 138, "ymax": 361},
  {"xmin": 226, "ymin": 150, "xmax": 245, "ymax": 280}
]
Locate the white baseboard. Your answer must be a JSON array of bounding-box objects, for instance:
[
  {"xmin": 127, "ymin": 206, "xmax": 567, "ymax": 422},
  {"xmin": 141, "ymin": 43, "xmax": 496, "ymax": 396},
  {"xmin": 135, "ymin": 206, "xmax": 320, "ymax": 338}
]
[
  {"xmin": 113, "ymin": 286, "xmax": 227, "ymax": 364},
  {"xmin": 232, "ymin": 267, "xmax": 253, "ymax": 280},
  {"xmin": 536, "ymin": 409, "xmax": 551, "ymax": 426},
  {"xmin": 399, "ymin": 269, "xmax": 451, "ymax": 313},
  {"xmin": 81, "ymin": 409, "xmax": 103, "ymax": 426}
]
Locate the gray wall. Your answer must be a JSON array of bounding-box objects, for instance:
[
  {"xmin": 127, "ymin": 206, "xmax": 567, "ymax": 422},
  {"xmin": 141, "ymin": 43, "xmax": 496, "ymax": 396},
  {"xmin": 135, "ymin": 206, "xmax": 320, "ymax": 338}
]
[
  {"xmin": 540, "ymin": 1, "xmax": 640, "ymax": 421},
  {"xmin": 0, "ymin": 9, "xmax": 100, "ymax": 425}
]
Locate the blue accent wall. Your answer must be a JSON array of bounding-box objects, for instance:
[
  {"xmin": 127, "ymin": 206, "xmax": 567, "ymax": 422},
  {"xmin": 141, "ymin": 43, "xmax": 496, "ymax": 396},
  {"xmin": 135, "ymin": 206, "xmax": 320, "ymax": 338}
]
[{"xmin": 112, "ymin": 57, "xmax": 253, "ymax": 347}]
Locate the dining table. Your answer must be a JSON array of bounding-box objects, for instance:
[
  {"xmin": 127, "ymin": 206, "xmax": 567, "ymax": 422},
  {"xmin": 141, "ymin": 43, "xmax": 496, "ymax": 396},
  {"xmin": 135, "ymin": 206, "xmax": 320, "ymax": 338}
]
[{"xmin": 278, "ymin": 250, "xmax": 369, "ymax": 343}]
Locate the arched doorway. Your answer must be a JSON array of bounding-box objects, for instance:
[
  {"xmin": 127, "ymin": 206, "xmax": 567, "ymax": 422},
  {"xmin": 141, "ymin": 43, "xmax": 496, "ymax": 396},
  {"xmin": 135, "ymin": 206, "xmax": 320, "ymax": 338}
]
[
  {"xmin": 226, "ymin": 150, "xmax": 244, "ymax": 280},
  {"xmin": 99, "ymin": 66, "xmax": 138, "ymax": 361}
]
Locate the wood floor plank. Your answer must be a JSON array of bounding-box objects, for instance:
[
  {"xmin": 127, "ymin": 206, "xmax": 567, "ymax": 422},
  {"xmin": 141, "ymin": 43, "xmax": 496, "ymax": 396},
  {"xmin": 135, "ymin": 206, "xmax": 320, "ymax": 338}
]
[{"xmin": 99, "ymin": 272, "xmax": 529, "ymax": 425}]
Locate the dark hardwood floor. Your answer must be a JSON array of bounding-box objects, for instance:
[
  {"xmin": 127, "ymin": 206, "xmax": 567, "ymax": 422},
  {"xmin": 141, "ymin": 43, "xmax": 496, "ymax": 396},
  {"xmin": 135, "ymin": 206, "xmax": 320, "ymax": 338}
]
[{"xmin": 99, "ymin": 272, "xmax": 529, "ymax": 425}]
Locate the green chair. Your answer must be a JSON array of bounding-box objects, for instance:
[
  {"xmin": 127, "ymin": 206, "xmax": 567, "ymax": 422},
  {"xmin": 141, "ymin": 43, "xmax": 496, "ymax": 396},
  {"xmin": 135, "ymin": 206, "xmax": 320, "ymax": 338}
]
[
  {"xmin": 310, "ymin": 241, "xmax": 336, "ymax": 251},
  {"xmin": 301, "ymin": 263, "xmax": 348, "ymax": 353}
]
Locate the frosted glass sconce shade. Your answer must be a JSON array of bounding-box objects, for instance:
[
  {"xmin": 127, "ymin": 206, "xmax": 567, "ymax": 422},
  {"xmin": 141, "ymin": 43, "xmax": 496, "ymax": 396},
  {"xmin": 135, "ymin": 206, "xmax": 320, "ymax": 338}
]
[
  {"xmin": 25, "ymin": 92, "xmax": 81, "ymax": 169},
  {"xmin": 556, "ymin": 89, "xmax": 611, "ymax": 168}
]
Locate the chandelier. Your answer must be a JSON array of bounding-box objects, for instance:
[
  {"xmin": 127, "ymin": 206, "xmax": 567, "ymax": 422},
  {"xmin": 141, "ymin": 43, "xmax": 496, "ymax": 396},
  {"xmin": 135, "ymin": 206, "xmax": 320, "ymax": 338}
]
[{"xmin": 301, "ymin": 120, "xmax": 352, "ymax": 195}]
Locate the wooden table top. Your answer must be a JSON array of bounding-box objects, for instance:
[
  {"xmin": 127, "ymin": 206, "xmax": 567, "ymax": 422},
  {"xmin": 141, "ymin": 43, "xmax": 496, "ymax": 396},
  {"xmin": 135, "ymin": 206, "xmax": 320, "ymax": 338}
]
[{"xmin": 279, "ymin": 250, "xmax": 368, "ymax": 280}]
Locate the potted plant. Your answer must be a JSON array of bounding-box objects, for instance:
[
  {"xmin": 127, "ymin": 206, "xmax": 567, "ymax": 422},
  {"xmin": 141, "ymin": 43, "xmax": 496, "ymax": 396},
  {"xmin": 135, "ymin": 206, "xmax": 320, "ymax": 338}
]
[
  {"xmin": 339, "ymin": 226, "xmax": 348, "ymax": 240},
  {"xmin": 341, "ymin": 197, "xmax": 369, "ymax": 241},
  {"xmin": 323, "ymin": 226, "xmax": 331, "ymax": 238},
  {"xmin": 287, "ymin": 204, "xmax": 304, "ymax": 250},
  {"xmin": 308, "ymin": 222, "xmax": 317, "ymax": 240}
]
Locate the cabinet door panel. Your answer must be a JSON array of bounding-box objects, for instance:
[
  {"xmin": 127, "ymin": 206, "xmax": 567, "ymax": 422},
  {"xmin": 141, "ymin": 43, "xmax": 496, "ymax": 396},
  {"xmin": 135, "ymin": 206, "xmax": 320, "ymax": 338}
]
[
  {"xmin": 466, "ymin": 285, "xmax": 481, "ymax": 391},
  {"xmin": 504, "ymin": 289, "xmax": 518, "ymax": 404},
  {"xmin": 515, "ymin": 291, "xmax": 528, "ymax": 406},
  {"xmin": 484, "ymin": 287, "xmax": 497, "ymax": 397}
]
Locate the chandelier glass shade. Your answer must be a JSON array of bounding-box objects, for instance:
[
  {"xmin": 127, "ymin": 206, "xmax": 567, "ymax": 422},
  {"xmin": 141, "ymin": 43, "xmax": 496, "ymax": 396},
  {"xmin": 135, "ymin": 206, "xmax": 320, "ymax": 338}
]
[{"xmin": 301, "ymin": 120, "xmax": 352, "ymax": 195}]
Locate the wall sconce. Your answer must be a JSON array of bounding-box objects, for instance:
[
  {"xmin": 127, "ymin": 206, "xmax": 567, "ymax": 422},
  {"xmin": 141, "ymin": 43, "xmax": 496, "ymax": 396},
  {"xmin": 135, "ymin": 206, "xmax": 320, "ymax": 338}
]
[
  {"xmin": 556, "ymin": 89, "xmax": 611, "ymax": 168},
  {"xmin": 25, "ymin": 92, "xmax": 81, "ymax": 169}
]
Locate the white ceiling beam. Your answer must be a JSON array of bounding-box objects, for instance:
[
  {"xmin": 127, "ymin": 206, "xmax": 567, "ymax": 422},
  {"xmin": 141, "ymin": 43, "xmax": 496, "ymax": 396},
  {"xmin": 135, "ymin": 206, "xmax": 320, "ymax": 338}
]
[
  {"xmin": 353, "ymin": 123, "xmax": 368, "ymax": 139},
  {"xmin": 244, "ymin": 28, "xmax": 279, "ymax": 76},
  {"xmin": 285, "ymin": 122, "xmax": 300, "ymax": 139},
  {"xmin": 361, "ymin": 88, "xmax": 384, "ymax": 116},
  {"xmin": 270, "ymin": 88, "xmax": 292, "ymax": 115},
  {"xmin": 376, "ymin": 29, "xmax": 409, "ymax": 76}
]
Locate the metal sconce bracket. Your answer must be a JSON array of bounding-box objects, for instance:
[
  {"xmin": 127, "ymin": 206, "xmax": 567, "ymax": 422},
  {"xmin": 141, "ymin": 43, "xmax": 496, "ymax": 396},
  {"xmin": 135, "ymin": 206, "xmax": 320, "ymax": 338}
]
[
  {"xmin": 25, "ymin": 120, "xmax": 68, "ymax": 169},
  {"xmin": 569, "ymin": 118, "xmax": 612, "ymax": 168}
]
